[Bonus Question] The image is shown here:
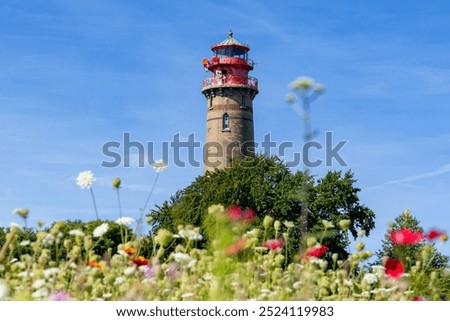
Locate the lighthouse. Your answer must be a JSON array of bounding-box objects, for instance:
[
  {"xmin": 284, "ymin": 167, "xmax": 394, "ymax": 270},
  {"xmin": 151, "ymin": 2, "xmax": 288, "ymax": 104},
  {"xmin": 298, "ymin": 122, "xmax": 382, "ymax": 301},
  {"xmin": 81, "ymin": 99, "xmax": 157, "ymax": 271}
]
[{"xmin": 202, "ymin": 31, "xmax": 258, "ymax": 172}]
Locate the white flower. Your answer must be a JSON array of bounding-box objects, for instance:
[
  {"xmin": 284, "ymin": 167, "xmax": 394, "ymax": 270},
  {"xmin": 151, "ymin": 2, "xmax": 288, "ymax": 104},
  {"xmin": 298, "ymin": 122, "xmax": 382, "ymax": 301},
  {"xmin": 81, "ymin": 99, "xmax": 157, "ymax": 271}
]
[
  {"xmin": 93, "ymin": 223, "xmax": 109, "ymax": 238},
  {"xmin": 363, "ymin": 273, "xmax": 378, "ymax": 285},
  {"xmin": 42, "ymin": 234, "xmax": 54, "ymax": 247},
  {"xmin": 20, "ymin": 240, "xmax": 31, "ymax": 247},
  {"xmin": 76, "ymin": 170, "xmax": 95, "ymax": 189},
  {"xmin": 172, "ymin": 252, "xmax": 191, "ymax": 263},
  {"xmin": 343, "ymin": 279, "xmax": 353, "ymax": 287},
  {"xmin": 124, "ymin": 266, "xmax": 136, "ymax": 276},
  {"xmin": 290, "ymin": 76, "xmax": 314, "ymax": 90},
  {"xmin": 32, "ymin": 279, "xmax": 46, "ymax": 289},
  {"xmin": 43, "ymin": 268, "xmax": 60, "ymax": 279},
  {"xmin": 151, "ymin": 160, "xmax": 168, "ymax": 173},
  {"xmin": 181, "ymin": 292, "xmax": 194, "ymax": 298},
  {"xmin": 178, "ymin": 229, "xmax": 203, "ymax": 241},
  {"xmin": 12, "ymin": 261, "xmax": 26, "ymax": 270},
  {"xmin": 32, "ymin": 287, "xmax": 49, "ymax": 299},
  {"xmin": 69, "ymin": 229, "xmax": 85, "ymax": 237},
  {"xmin": 0, "ymin": 279, "xmax": 9, "ymax": 300},
  {"xmin": 115, "ymin": 217, "xmax": 135, "ymax": 226},
  {"xmin": 114, "ymin": 277, "xmax": 125, "ymax": 285}
]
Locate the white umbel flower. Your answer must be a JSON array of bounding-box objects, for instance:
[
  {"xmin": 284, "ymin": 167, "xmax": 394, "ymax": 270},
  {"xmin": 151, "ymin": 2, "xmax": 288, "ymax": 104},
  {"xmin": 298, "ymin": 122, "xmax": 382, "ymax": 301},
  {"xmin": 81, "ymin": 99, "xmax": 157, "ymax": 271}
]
[
  {"xmin": 363, "ymin": 273, "xmax": 378, "ymax": 285},
  {"xmin": 115, "ymin": 217, "xmax": 135, "ymax": 226},
  {"xmin": 151, "ymin": 160, "xmax": 168, "ymax": 173},
  {"xmin": 69, "ymin": 229, "xmax": 85, "ymax": 237},
  {"xmin": 76, "ymin": 170, "xmax": 95, "ymax": 189},
  {"xmin": 0, "ymin": 279, "xmax": 9, "ymax": 300},
  {"xmin": 93, "ymin": 223, "xmax": 109, "ymax": 238}
]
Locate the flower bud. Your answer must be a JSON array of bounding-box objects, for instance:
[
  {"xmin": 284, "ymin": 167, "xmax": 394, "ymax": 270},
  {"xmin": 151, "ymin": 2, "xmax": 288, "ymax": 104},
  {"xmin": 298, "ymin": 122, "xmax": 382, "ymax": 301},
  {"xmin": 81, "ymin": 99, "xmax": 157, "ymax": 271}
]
[
  {"xmin": 112, "ymin": 178, "xmax": 121, "ymax": 189},
  {"xmin": 332, "ymin": 253, "xmax": 339, "ymax": 262},
  {"xmin": 338, "ymin": 219, "xmax": 351, "ymax": 231},
  {"xmin": 306, "ymin": 236, "xmax": 317, "ymax": 248},
  {"xmin": 355, "ymin": 241, "xmax": 365, "ymax": 252},
  {"xmin": 322, "ymin": 220, "xmax": 334, "ymax": 229},
  {"xmin": 274, "ymin": 220, "xmax": 281, "ymax": 231},
  {"xmin": 263, "ymin": 216, "xmax": 273, "ymax": 229}
]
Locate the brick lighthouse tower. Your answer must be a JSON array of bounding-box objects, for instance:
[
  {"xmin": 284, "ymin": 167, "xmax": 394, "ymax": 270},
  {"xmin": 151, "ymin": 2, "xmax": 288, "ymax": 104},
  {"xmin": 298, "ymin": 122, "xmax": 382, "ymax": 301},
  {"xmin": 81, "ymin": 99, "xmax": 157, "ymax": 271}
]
[{"xmin": 201, "ymin": 31, "xmax": 258, "ymax": 172}]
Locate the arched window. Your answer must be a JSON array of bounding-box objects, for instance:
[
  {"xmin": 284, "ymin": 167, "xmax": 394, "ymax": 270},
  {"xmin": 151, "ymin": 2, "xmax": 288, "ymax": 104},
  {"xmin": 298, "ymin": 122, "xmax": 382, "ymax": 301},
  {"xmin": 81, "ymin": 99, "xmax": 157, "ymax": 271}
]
[{"xmin": 223, "ymin": 113, "xmax": 230, "ymax": 130}]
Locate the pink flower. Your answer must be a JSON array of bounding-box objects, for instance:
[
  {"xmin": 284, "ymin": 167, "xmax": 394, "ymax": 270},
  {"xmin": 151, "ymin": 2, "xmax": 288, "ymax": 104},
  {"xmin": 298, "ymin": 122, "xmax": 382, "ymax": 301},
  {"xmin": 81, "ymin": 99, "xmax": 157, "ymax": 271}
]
[
  {"xmin": 385, "ymin": 258, "xmax": 404, "ymax": 278},
  {"xmin": 389, "ymin": 228, "xmax": 423, "ymax": 245},
  {"xmin": 48, "ymin": 291, "xmax": 71, "ymax": 301},
  {"xmin": 424, "ymin": 229, "xmax": 447, "ymax": 241},
  {"xmin": 226, "ymin": 205, "xmax": 256, "ymax": 224},
  {"xmin": 264, "ymin": 238, "xmax": 284, "ymax": 251}
]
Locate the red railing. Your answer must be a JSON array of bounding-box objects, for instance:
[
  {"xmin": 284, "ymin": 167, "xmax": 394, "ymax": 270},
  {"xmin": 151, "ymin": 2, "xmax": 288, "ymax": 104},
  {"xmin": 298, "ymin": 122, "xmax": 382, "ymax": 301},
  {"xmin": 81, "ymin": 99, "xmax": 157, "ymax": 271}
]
[{"xmin": 202, "ymin": 75, "xmax": 258, "ymax": 90}]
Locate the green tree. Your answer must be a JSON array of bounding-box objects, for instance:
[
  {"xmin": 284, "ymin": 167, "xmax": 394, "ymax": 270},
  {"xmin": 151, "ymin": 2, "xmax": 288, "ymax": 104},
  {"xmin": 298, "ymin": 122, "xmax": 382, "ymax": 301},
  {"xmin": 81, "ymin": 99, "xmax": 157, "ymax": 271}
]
[
  {"xmin": 375, "ymin": 210, "xmax": 449, "ymax": 299},
  {"xmin": 150, "ymin": 155, "xmax": 375, "ymax": 258},
  {"xmin": 375, "ymin": 210, "xmax": 448, "ymax": 270}
]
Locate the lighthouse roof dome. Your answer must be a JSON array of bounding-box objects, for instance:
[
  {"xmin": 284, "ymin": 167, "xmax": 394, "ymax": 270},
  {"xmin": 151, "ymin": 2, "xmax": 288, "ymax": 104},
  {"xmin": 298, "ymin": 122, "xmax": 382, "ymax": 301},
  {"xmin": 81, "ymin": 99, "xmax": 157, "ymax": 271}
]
[{"xmin": 211, "ymin": 31, "xmax": 250, "ymax": 56}]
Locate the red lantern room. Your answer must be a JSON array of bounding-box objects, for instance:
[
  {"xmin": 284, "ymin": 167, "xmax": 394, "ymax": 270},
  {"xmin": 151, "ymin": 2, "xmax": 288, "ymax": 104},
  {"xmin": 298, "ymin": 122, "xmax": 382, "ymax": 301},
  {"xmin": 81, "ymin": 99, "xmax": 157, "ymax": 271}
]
[{"xmin": 202, "ymin": 30, "xmax": 258, "ymax": 90}]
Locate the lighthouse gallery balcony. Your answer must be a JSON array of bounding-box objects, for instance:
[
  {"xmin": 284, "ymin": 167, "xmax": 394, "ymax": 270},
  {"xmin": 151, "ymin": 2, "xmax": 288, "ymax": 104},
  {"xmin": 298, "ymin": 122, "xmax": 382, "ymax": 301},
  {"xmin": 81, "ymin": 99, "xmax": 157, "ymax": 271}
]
[{"xmin": 202, "ymin": 75, "xmax": 258, "ymax": 90}]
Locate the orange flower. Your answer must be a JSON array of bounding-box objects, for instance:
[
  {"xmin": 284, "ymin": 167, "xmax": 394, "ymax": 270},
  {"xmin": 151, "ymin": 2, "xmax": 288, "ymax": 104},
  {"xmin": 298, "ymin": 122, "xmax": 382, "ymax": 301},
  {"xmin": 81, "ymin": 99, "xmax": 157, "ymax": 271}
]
[
  {"xmin": 225, "ymin": 239, "xmax": 246, "ymax": 255},
  {"xmin": 124, "ymin": 246, "xmax": 137, "ymax": 255},
  {"xmin": 131, "ymin": 256, "xmax": 149, "ymax": 266},
  {"xmin": 88, "ymin": 260, "xmax": 104, "ymax": 269}
]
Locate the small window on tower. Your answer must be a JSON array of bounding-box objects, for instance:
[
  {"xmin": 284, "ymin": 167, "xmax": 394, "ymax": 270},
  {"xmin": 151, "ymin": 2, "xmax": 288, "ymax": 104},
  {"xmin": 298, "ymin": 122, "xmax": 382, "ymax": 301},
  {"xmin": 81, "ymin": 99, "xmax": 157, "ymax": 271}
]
[
  {"xmin": 209, "ymin": 96, "xmax": 213, "ymax": 109},
  {"xmin": 223, "ymin": 113, "xmax": 230, "ymax": 131},
  {"xmin": 240, "ymin": 95, "xmax": 246, "ymax": 109}
]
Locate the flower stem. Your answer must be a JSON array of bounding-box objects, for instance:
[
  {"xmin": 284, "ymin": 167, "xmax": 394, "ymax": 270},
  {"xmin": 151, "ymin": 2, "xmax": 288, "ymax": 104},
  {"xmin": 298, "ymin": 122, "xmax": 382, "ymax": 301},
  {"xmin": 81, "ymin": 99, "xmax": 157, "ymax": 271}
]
[
  {"xmin": 135, "ymin": 172, "xmax": 160, "ymax": 236},
  {"xmin": 89, "ymin": 187, "xmax": 99, "ymax": 220},
  {"xmin": 116, "ymin": 188, "xmax": 125, "ymax": 243}
]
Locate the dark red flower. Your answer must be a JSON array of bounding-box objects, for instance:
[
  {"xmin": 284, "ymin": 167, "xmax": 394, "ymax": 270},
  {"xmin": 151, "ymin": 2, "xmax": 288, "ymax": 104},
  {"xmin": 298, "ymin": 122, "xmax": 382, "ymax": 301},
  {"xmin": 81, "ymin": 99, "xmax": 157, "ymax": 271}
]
[
  {"xmin": 264, "ymin": 238, "xmax": 285, "ymax": 251},
  {"xmin": 424, "ymin": 229, "xmax": 446, "ymax": 241},
  {"xmin": 412, "ymin": 296, "xmax": 428, "ymax": 301},
  {"xmin": 226, "ymin": 205, "xmax": 256, "ymax": 224},
  {"xmin": 132, "ymin": 256, "xmax": 149, "ymax": 266},
  {"xmin": 225, "ymin": 239, "xmax": 246, "ymax": 255},
  {"xmin": 305, "ymin": 244, "xmax": 328, "ymax": 258},
  {"xmin": 389, "ymin": 228, "xmax": 423, "ymax": 245},
  {"xmin": 385, "ymin": 258, "xmax": 404, "ymax": 278}
]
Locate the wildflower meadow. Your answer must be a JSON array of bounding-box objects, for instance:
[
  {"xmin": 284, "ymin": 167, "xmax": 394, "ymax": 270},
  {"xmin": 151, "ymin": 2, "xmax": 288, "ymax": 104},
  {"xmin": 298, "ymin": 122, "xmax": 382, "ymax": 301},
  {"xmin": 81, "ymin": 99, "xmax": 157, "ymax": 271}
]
[{"xmin": 0, "ymin": 163, "xmax": 448, "ymax": 301}]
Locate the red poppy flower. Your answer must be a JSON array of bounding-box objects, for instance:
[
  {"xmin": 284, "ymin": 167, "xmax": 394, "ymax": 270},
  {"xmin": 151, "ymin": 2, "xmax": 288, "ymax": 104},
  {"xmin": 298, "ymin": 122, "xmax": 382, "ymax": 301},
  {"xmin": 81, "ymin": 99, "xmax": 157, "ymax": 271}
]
[
  {"xmin": 225, "ymin": 239, "xmax": 246, "ymax": 255},
  {"xmin": 305, "ymin": 244, "xmax": 328, "ymax": 258},
  {"xmin": 132, "ymin": 256, "xmax": 149, "ymax": 266},
  {"xmin": 226, "ymin": 205, "xmax": 256, "ymax": 224},
  {"xmin": 424, "ymin": 229, "xmax": 446, "ymax": 241},
  {"xmin": 389, "ymin": 228, "xmax": 423, "ymax": 245},
  {"xmin": 264, "ymin": 238, "xmax": 285, "ymax": 251},
  {"xmin": 385, "ymin": 258, "xmax": 404, "ymax": 278}
]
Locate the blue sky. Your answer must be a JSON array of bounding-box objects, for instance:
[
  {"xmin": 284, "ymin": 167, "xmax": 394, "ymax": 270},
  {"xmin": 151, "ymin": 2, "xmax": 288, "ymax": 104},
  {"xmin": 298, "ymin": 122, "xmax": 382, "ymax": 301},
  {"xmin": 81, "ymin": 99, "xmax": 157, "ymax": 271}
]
[{"xmin": 1, "ymin": 0, "xmax": 449, "ymax": 256}]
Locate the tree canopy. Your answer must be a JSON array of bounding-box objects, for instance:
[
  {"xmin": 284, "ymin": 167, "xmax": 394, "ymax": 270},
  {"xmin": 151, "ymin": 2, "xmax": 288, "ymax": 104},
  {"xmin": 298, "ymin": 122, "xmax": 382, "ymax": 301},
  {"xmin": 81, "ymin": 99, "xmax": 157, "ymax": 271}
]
[{"xmin": 150, "ymin": 155, "xmax": 375, "ymax": 257}]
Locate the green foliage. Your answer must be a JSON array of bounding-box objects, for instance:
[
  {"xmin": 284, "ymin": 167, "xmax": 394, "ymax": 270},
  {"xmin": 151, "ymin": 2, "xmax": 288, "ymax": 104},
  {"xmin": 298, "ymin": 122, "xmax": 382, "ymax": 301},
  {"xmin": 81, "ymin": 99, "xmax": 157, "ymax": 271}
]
[
  {"xmin": 375, "ymin": 210, "xmax": 449, "ymax": 299},
  {"xmin": 150, "ymin": 155, "xmax": 375, "ymax": 257}
]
